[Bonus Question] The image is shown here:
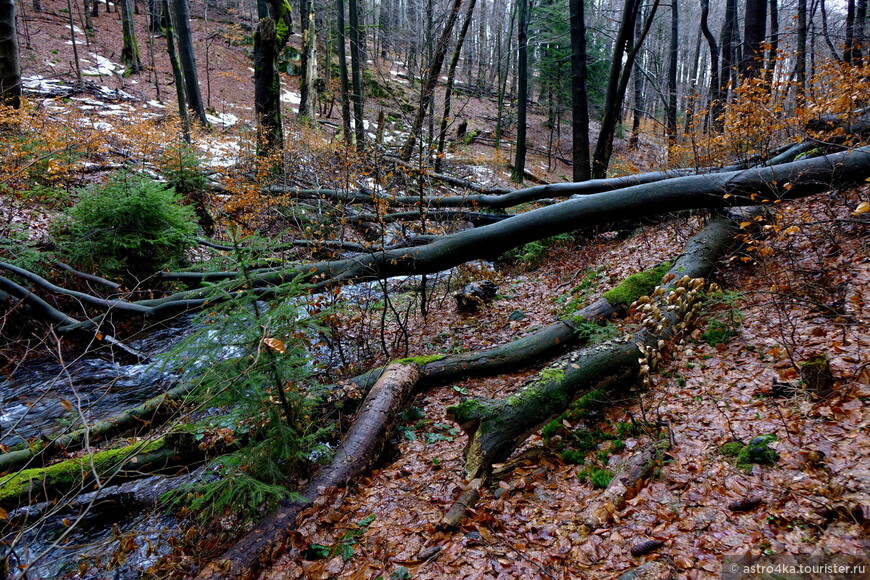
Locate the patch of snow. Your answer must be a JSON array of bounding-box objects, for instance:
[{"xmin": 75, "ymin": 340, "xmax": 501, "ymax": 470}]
[
  {"xmin": 21, "ymin": 75, "xmax": 73, "ymax": 94},
  {"xmin": 205, "ymin": 112, "xmax": 239, "ymax": 127},
  {"xmin": 82, "ymin": 53, "xmax": 124, "ymax": 76},
  {"xmin": 89, "ymin": 121, "xmax": 114, "ymax": 131},
  {"xmin": 147, "ymin": 100, "xmax": 167, "ymax": 108},
  {"xmin": 94, "ymin": 85, "xmax": 138, "ymax": 101},
  {"xmin": 201, "ymin": 139, "xmax": 242, "ymax": 167},
  {"xmin": 281, "ymin": 90, "xmax": 301, "ymax": 105}
]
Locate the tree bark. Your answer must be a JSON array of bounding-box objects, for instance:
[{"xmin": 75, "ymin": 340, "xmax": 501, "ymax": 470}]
[
  {"xmin": 0, "ymin": 0, "xmax": 22, "ymax": 108},
  {"xmin": 197, "ymin": 363, "xmax": 420, "ymax": 579},
  {"xmin": 666, "ymin": 0, "xmax": 679, "ymax": 145},
  {"xmin": 163, "ymin": 0, "xmax": 191, "ymax": 142},
  {"xmin": 348, "ymin": 0, "xmax": 365, "ymax": 147},
  {"xmin": 297, "ymin": 0, "xmax": 317, "ymax": 120},
  {"xmin": 254, "ymin": 0, "xmax": 293, "ymax": 155},
  {"xmin": 591, "ymin": 0, "xmax": 660, "ymax": 178},
  {"xmin": 119, "ymin": 0, "xmax": 142, "ymax": 73},
  {"xmin": 434, "ymin": 0, "xmax": 477, "ymax": 172},
  {"xmin": 336, "ymin": 0, "xmax": 352, "ymax": 141},
  {"xmin": 795, "ymin": 0, "xmax": 807, "ymax": 101},
  {"xmin": 763, "ymin": 0, "xmax": 779, "ymax": 88},
  {"xmin": 511, "ymin": 0, "xmax": 528, "ymax": 183},
  {"xmin": 569, "ymin": 0, "xmax": 591, "ymax": 179},
  {"xmin": 742, "ymin": 0, "xmax": 768, "ymax": 78},
  {"xmin": 578, "ymin": 442, "xmax": 664, "ymax": 531},
  {"xmin": 173, "ymin": 0, "xmax": 207, "ymax": 125},
  {"xmin": 700, "ymin": 0, "xmax": 720, "ymax": 130}
]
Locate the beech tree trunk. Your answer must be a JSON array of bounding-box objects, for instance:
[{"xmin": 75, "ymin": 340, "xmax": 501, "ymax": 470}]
[
  {"xmin": 400, "ymin": 0, "xmax": 464, "ymax": 161},
  {"xmin": 173, "ymin": 0, "xmax": 207, "ymax": 125},
  {"xmin": 569, "ymin": 0, "xmax": 591, "ymax": 179},
  {"xmin": 700, "ymin": 0, "xmax": 721, "ymax": 130},
  {"xmin": 591, "ymin": 0, "xmax": 659, "ymax": 178},
  {"xmin": 336, "ymin": 0, "xmax": 352, "ymax": 140},
  {"xmin": 742, "ymin": 0, "xmax": 768, "ymax": 78},
  {"xmin": 434, "ymin": 0, "xmax": 477, "ymax": 172},
  {"xmin": 348, "ymin": 0, "xmax": 365, "ymax": 147},
  {"xmin": 511, "ymin": 0, "xmax": 528, "ymax": 182},
  {"xmin": 0, "ymin": 0, "xmax": 21, "ymax": 108},
  {"xmin": 162, "ymin": 0, "xmax": 191, "ymax": 142},
  {"xmin": 254, "ymin": 0, "xmax": 292, "ymax": 154},
  {"xmin": 119, "ymin": 0, "xmax": 142, "ymax": 73}
]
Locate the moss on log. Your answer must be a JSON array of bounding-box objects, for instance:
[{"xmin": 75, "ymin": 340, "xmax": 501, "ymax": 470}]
[
  {"xmin": 447, "ymin": 213, "xmax": 745, "ymax": 480},
  {"xmin": 0, "ymin": 438, "xmax": 188, "ymax": 509}
]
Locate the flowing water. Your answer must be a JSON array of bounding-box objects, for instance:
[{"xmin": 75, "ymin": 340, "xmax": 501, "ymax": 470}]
[{"xmin": 1, "ymin": 316, "xmax": 195, "ymax": 578}]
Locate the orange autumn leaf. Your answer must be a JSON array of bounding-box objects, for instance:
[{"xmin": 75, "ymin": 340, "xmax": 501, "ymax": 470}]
[{"xmin": 263, "ymin": 338, "xmax": 287, "ymax": 354}]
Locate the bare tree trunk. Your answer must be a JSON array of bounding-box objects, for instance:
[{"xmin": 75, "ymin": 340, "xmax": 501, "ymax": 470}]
[
  {"xmin": 494, "ymin": 1, "xmax": 515, "ymax": 149},
  {"xmin": 570, "ymin": 0, "xmax": 591, "ymax": 179},
  {"xmin": 298, "ymin": 0, "xmax": 317, "ymax": 120},
  {"xmin": 253, "ymin": 0, "xmax": 292, "ymax": 155},
  {"xmin": 173, "ymin": 0, "xmax": 207, "ymax": 125},
  {"xmin": 845, "ymin": 0, "xmax": 857, "ymax": 64},
  {"xmin": 796, "ymin": 0, "xmax": 807, "ymax": 101},
  {"xmin": 511, "ymin": 0, "xmax": 528, "ymax": 182},
  {"xmin": 349, "ymin": 0, "xmax": 365, "ymax": 147},
  {"xmin": 700, "ymin": 0, "xmax": 720, "ymax": 130},
  {"xmin": 337, "ymin": 0, "xmax": 352, "ymax": 140},
  {"xmin": 0, "ymin": 0, "xmax": 20, "ymax": 108},
  {"xmin": 120, "ymin": 0, "xmax": 142, "ymax": 73},
  {"xmin": 763, "ymin": 0, "xmax": 779, "ymax": 88},
  {"xmin": 400, "ymin": 0, "xmax": 465, "ymax": 161},
  {"xmin": 434, "ymin": 0, "xmax": 478, "ymax": 172},
  {"xmin": 742, "ymin": 0, "xmax": 768, "ymax": 78},
  {"xmin": 666, "ymin": 0, "xmax": 679, "ymax": 145},
  {"xmin": 66, "ymin": 0, "xmax": 82, "ymax": 82},
  {"xmin": 162, "ymin": 0, "xmax": 190, "ymax": 142},
  {"xmin": 591, "ymin": 0, "xmax": 660, "ymax": 178}
]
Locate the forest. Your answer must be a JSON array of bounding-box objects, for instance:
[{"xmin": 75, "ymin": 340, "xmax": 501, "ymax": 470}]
[{"xmin": 0, "ymin": 0, "xmax": 868, "ymax": 577}]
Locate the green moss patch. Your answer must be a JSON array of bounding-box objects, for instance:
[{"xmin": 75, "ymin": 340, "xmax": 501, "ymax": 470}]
[
  {"xmin": 395, "ymin": 354, "xmax": 446, "ymax": 366},
  {"xmin": 0, "ymin": 438, "xmax": 164, "ymax": 506},
  {"xmin": 604, "ymin": 262, "xmax": 671, "ymax": 307}
]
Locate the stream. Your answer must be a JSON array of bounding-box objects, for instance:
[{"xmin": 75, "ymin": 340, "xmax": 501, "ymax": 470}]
[
  {"xmin": 1, "ymin": 317, "xmax": 194, "ymax": 579},
  {"xmin": 0, "ymin": 266, "xmax": 478, "ymax": 577}
]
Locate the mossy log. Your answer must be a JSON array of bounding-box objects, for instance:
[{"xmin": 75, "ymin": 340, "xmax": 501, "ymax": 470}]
[
  {"xmin": 0, "ymin": 438, "xmax": 193, "ymax": 510},
  {"xmin": 197, "ymin": 363, "xmax": 420, "ymax": 579},
  {"xmin": 0, "ymin": 381, "xmax": 191, "ymax": 473},
  {"xmin": 446, "ymin": 213, "xmax": 743, "ymax": 481}
]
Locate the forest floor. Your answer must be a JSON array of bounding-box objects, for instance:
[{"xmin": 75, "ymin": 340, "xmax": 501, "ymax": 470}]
[
  {"xmin": 7, "ymin": 2, "xmax": 870, "ymax": 579},
  {"xmin": 253, "ymin": 190, "xmax": 869, "ymax": 579}
]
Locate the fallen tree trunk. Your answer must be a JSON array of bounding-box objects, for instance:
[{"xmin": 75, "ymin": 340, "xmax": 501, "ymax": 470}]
[
  {"xmin": 578, "ymin": 441, "xmax": 665, "ymax": 531},
  {"xmin": 197, "ymin": 363, "xmax": 420, "ymax": 579},
  {"xmin": 0, "ymin": 438, "xmax": 196, "ymax": 510},
  {"xmin": 321, "ymin": 294, "xmax": 626, "ymax": 407},
  {"xmin": 445, "ymin": 212, "xmax": 743, "ymax": 482},
  {"xmin": 0, "ymin": 381, "xmax": 190, "ymax": 473},
  {"xmin": 10, "ymin": 147, "xmax": 870, "ymax": 331},
  {"xmin": 160, "ymin": 146, "xmax": 870, "ymax": 297}
]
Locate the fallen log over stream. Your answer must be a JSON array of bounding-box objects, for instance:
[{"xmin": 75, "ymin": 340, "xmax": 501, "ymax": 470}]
[
  {"xmin": 6, "ymin": 146, "xmax": 869, "ymax": 333},
  {"xmin": 197, "ymin": 363, "xmax": 420, "ymax": 579}
]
